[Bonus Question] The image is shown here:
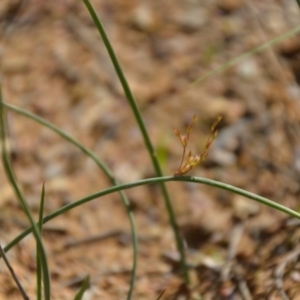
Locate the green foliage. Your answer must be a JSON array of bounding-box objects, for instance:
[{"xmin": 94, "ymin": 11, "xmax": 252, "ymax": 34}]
[
  {"xmin": 36, "ymin": 183, "xmax": 46, "ymax": 300},
  {"xmin": 74, "ymin": 276, "xmax": 90, "ymax": 300},
  {"xmin": 1, "ymin": 1, "xmax": 300, "ymax": 299}
]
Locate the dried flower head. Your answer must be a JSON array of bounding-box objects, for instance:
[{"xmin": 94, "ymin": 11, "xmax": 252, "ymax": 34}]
[{"xmin": 174, "ymin": 114, "xmax": 222, "ymax": 176}]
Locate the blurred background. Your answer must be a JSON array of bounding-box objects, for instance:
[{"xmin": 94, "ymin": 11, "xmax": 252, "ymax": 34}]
[{"xmin": 1, "ymin": 0, "xmax": 300, "ymax": 298}]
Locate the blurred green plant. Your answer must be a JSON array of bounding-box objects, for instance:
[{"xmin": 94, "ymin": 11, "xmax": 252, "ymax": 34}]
[
  {"xmin": 82, "ymin": 0, "xmax": 189, "ymax": 284},
  {"xmin": 156, "ymin": 136, "xmax": 170, "ymax": 173},
  {"xmin": 74, "ymin": 276, "xmax": 90, "ymax": 300},
  {"xmin": 1, "ymin": 1, "xmax": 300, "ymax": 299},
  {"xmin": 1, "ymin": 101, "xmax": 138, "ymax": 300},
  {"xmin": 190, "ymin": 23, "xmax": 300, "ymax": 87},
  {"xmin": 4, "ymin": 99, "xmax": 300, "ymax": 297},
  {"xmin": 0, "ymin": 87, "xmax": 51, "ymax": 300},
  {"xmin": 202, "ymin": 43, "xmax": 220, "ymax": 65}
]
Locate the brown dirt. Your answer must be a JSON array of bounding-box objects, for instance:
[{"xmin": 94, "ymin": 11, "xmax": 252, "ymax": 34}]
[{"xmin": 1, "ymin": 0, "xmax": 300, "ymax": 299}]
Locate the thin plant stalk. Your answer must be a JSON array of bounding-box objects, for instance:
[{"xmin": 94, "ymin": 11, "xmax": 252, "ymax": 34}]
[
  {"xmin": 2, "ymin": 102, "xmax": 138, "ymax": 300},
  {"xmin": 156, "ymin": 289, "xmax": 166, "ymax": 300},
  {"xmin": 0, "ymin": 89, "xmax": 51, "ymax": 300},
  {"xmin": 36, "ymin": 183, "xmax": 46, "ymax": 300},
  {"xmin": 82, "ymin": 0, "xmax": 189, "ymax": 283},
  {"xmin": 190, "ymin": 23, "xmax": 300, "ymax": 87},
  {"xmin": 5, "ymin": 175, "xmax": 300, "ymax": 256},
  {"xmin": 0, "ymin": 244, "xmax": 29, "ymax": 300}
]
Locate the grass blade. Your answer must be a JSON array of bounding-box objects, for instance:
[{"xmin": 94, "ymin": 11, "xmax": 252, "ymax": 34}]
[
  {"xmin": 82, "ymin": 0, "xmax": 189, "ymax": 284},
  {"xmin": 38, "ymin": 183, "xmax": 46, "ymax": 234},
  {"xmin": 36, "ymin": 183, "xmax": 46, "ymax": 300},
  {"xmin": 2, "ymin": 101, "xmax": 138, "ymax": 300},
  {"xmin": 190, "ymin": 23, "xmax": 300, "ymax": 86},
  {"xmin": 74, "ymin": 275, "xmax": 90, "ymax": 300},
  {"xmin": 5, "ymin": 175, "xmax": 300, "ymax": 259},
  {"xmin": 0, "ymin": 86, "xmax": 51, "ymax": 300}
]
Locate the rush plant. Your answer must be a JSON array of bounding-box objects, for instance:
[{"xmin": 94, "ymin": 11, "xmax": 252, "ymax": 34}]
[{"xmin": 1, "ymin": 1, "xmax": 300, "ymax": 299}]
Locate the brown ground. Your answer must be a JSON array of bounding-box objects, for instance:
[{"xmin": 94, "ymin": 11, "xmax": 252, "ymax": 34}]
[{"xmin": 1, "ymin": 0, "xmax": 300, "ymax": 299}]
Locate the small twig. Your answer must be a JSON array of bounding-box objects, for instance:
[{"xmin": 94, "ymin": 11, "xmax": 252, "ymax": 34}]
[
  {"xmin": 61, "ymin": 274, "xmax": 89, "ymax": 288},
  {"xmin": 0, "ymin": 244, "xmax": 29, "ymax": 300},
  {"xmin": 156, "ymin": 289, "xmax": 166, "ymax": 300},
  {"xmin": 63, "ymin": 229, "xmax": 123, "ymax": 249},
  {"xmin": 228, "ymin": 223, "xmax": 244, "ymax": 261},
  {"xmin": 0, "ymin": 0, "xmax": 28, "ymax": 39},
  {"xmin": 237, "ymin": 276, "xmax": 253, "ymax": 300},
  {"xmin": 174, "ymin": 116, "xmax": 196, "ymax": 175},
  {"xmin": 179, "ymin": 145, "xmax": 186, "ymax": 174},
  {"xmin": 221, "ymin": 223, "xmax": 244, "ymax": 281},
  {"xmin": 275, "ymin": 247, "xmax": 300, "ymax": 300},
  {"xmin": 220, "ymin": 224, "xmax": 250, "ymax": 300},
  {"xmin": 244, "ymin": 0, "xmax": 300, "ymax": 143}
]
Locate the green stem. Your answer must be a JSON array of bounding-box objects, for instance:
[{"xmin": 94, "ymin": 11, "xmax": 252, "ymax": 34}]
[
  {"xmin": 5, "ymin": 175, "xmax": 300, "ymax": 256},
  {"xmin": 0, "ymin": 90, "xmax": 51, "ymax": 300},
  {"xmin": 190, "ymin": 23, "xmax": 300, "ymax": 86},
  {"xmin": 2, "ymin": 102, "xmax": 138, "ymax": 300},
  {"xmin": 82, "ymin": 0, "xmax": 189, "ymax": 284},
  {"xmin": 36, "ymin": 183, "xmax": 46, "ymax": 300}
]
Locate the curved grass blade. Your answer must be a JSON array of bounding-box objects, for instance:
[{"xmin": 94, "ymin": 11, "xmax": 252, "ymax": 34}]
[
  {"xmin": 82, "ymin": 0, "xmax": 189, "ymax": 285},
  {"xmin": 5, "ymin": 175, "xmax": 300, "ymax": 260},
  {"xmin": 2, "ymin": 101, "xmax": 138, "ymax": 300},
  {"xmin": 190, "ymin": 23, "xmax": 300, "ymax": 87},
  {"xmin": 74, "ymin": 275, "xmax": 90, "ymax": 300},
  {"xmin": 0, "ymin": 90, "xmax": 51, "ymax": 299}
]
